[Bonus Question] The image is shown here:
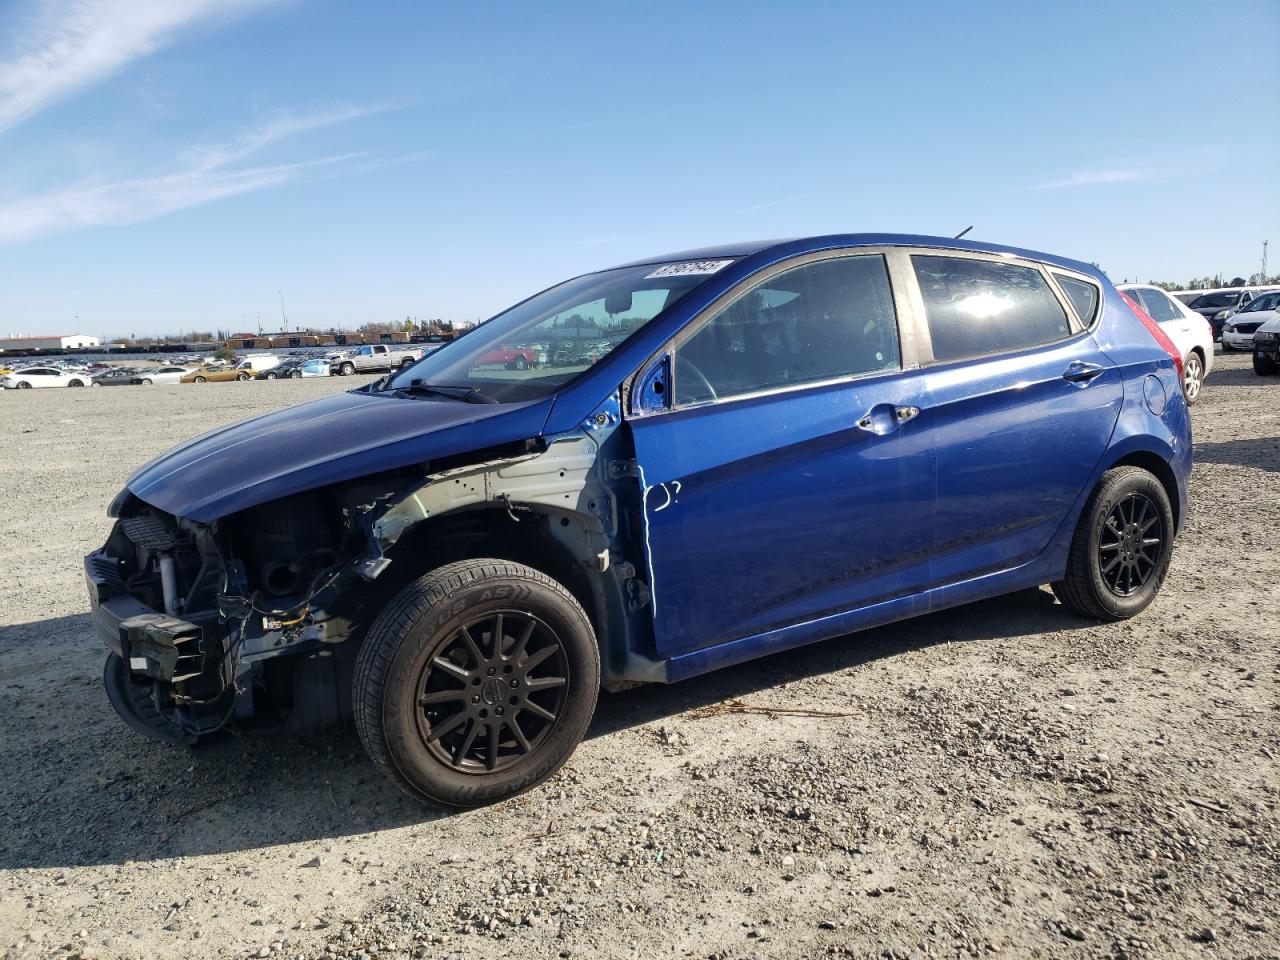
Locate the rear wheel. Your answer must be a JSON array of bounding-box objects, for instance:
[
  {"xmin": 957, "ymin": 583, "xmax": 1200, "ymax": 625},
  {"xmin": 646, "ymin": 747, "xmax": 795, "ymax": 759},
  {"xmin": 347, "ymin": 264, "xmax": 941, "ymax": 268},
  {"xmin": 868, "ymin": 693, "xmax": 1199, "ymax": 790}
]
[
  {"xmin": 1254, "ymin": 351, "xmax": 1278, "ymax": 376},
  {"xmin": 1181, "ymin": 352, "xmax": 1203, "ymax": 404},
  {"xmin": 354, "ymin": 559, "xmax": 599, "ymax": 808},
  {"xmin": 236, "ymin": 372, "xmax": 250, "ymax": 381},
  {"xmin": 264, "ymin": 371, "xmax": 277, "ymax": 380},
  {"xmin": 139, "ymin": 377, "xmax": 153, "ymax": 385},
  {"xmin": 1052, "ymin": 466, "xmax": 1174, "ymax": 621},
  {"xmin": 67, "ymin": 379, "xmax": 84, "ymax": 387}
]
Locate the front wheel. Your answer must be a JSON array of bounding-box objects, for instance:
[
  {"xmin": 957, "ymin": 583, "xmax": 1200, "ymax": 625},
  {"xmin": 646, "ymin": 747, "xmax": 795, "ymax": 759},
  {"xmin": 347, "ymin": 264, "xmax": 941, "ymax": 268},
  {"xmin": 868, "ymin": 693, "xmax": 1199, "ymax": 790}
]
[
  {"xmin": 1254, "ymin": 351, "xmax": 1279, "ymax": 376},
  {"xmin": 194, "ymin": 376, "xmax": 207, "ymax": 383},
  {"xmin": 139, "ymin": 378, "xmax": 153, "ymax": 385},
  {"xmin": 264, "ymin": 371, "xmax": 277, "ymax": 380},
  {"xmin": 340, "ymin": 362, "xmax": 355, "ymax": 376},
  {"xmin": 17, "ymin": 381, "xmax": 31, "ymax": 389},
  {"xmin": 354, "ymin": 559, "xmax": 600, "ymax": 808},
  {"xmin": 1052, "ymin": 466, "xmax": 1174, "ymax": 621},
  {"xmin": 1181, "ymin": 352, "xmax": 1204, "ymax": 404}
]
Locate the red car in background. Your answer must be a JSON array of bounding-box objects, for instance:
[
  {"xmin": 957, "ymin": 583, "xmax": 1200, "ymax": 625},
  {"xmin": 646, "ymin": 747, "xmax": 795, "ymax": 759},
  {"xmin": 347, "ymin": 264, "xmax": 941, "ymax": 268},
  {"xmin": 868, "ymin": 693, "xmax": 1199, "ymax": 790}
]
[{"xmin": 476, "ymin": 344, "xmax": 537, "ymax": 370}]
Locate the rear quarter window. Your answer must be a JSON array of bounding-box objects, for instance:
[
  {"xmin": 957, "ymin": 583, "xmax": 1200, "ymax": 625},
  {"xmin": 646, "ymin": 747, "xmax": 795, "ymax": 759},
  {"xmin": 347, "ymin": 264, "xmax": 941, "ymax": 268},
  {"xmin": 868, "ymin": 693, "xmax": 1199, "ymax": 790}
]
[
  {"xmin": 912, "ymin": 255, "xmax": 1072, "ymax": 362},
  {"xmin": 1053, "ymin": 273, "xmax": 1100, "ymax": 326}
]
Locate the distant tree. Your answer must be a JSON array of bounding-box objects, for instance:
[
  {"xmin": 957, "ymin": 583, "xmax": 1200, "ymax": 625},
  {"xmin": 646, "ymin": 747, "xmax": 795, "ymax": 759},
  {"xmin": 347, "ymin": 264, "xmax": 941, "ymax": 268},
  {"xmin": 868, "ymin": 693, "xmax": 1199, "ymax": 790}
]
[
  {"xmin": 402, "ymin": 317, "xmax": 416, "ymax": 332},
  {"xmin": 1228, "ymin": 277, "xmax": 1247, "ymax": 287},
  {"xmin": 1149, "ymin": 280, "xmax": 1180, "ymax": 291},
  {"xmin": 214, "ymin": 344, "xmax": 236, "ymax": 362}
]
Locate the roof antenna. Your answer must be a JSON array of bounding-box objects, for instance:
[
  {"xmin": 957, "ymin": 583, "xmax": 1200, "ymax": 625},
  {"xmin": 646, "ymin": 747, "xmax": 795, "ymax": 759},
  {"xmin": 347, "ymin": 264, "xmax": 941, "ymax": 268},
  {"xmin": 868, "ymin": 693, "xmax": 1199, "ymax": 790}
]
[{"xmin": 954, "ymin": 225, "xmax": 973, "ymax": 239}]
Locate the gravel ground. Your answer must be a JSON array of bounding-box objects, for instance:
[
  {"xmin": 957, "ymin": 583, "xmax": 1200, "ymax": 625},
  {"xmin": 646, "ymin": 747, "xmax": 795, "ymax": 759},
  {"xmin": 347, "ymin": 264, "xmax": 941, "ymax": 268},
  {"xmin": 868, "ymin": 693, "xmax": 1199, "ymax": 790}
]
[{"xmin": 0, "ymin": 355, "xmax": 1276, "ymax": 960}]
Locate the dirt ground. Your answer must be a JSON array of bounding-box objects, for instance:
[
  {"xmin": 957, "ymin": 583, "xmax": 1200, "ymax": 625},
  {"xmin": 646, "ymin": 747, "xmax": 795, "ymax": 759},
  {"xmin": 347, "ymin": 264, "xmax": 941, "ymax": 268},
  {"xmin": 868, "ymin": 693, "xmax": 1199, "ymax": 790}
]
[{"xmin": 0, "ymin": 354, "xmax": 1276, "ymax": 960}]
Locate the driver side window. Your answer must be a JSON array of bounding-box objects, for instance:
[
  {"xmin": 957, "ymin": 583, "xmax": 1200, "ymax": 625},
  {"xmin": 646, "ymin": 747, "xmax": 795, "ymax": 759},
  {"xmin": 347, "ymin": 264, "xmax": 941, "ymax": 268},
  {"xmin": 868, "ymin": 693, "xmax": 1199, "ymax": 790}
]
[{"xmin": 674, "ymin": 254, "xmax": 900, "ymax": 406}]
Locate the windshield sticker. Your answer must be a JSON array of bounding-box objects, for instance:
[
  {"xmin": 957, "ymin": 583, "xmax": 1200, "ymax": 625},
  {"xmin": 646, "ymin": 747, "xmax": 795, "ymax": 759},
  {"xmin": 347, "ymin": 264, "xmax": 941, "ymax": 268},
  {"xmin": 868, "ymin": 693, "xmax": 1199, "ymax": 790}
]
[{"xmin": 645, "ymin": 259, "xmax": 735, "ymax": 279}]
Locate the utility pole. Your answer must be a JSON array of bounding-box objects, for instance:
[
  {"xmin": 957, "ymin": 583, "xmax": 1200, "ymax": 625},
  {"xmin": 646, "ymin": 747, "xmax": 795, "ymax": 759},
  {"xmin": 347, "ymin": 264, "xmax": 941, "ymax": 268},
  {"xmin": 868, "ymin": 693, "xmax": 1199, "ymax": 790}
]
[
  {"xmin": 278, "ymin": 289, "xmax": 287, "ymax": 330},
  {"xmin": 1263, "ymin": 240, "xmax": 1269, "ymax": 281}
]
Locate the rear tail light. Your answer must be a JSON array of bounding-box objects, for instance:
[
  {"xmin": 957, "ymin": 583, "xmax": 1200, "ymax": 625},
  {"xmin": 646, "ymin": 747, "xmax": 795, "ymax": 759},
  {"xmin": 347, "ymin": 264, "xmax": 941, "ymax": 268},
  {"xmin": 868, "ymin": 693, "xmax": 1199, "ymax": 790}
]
[{"xmin": 1118, "ymin": 290, "xmax": 1183, "ymax": 383}]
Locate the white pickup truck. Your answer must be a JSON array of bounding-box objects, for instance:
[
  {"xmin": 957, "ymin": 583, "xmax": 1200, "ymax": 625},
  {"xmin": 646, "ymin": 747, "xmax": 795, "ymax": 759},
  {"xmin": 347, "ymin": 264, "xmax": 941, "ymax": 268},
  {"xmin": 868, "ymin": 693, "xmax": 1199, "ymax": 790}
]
[{"xmin": 332, "ymin": 344, "xmax": 425, "ymax": 376}]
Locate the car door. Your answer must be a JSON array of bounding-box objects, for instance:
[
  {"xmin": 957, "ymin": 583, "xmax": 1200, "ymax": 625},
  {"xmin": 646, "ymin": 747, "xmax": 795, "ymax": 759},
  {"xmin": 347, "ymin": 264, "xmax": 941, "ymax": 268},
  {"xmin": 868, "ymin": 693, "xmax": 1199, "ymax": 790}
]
[
  {"xmin": 904, "ymin": 253, "xmax": 1123, "ymax": 588},
  {"xmin": 626, "ymin": 251, "xmax": 936, "ymax": 658}
]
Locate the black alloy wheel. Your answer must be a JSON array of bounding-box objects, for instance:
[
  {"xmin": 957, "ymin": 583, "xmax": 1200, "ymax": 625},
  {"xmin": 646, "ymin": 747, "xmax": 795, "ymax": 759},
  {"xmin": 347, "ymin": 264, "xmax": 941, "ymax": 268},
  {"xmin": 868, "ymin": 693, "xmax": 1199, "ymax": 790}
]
[
  {"xmin": 415, "ymin": 610, "xmax": 568, "ymax": 773},
  {"xmin": 354, "ymin": 559, "xmax": 600, "ymax": 808},
  {"xmin": 1053, "ymin": 465, "xmax": 1174, "ymax": 621},
  {"xmin": 1097, "ymin": 492, "xmax": 1165, "ymax": 597}
]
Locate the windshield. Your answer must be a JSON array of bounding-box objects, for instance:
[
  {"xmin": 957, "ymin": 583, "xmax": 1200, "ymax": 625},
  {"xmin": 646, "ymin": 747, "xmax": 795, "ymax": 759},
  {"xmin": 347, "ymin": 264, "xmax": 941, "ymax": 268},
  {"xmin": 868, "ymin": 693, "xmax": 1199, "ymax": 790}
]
[
  {"xmin": 1241, "ymin": 292, "xmax": 1280, "ymax": 313},
  {"xmin": 385, "ymin": 260, "xmax": 734, "ymax": 401},
  {"xmin": 1190, "ymin": 291, "xmax": 1242, "ymax": 309}
]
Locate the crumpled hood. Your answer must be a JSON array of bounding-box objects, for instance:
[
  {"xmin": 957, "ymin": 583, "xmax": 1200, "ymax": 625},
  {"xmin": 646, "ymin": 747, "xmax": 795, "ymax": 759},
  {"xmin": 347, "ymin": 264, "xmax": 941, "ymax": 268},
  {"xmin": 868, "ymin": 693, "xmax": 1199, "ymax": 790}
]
[{"xmin": 127, "ymin": 388, "xmax": 554, "ymax": 522}]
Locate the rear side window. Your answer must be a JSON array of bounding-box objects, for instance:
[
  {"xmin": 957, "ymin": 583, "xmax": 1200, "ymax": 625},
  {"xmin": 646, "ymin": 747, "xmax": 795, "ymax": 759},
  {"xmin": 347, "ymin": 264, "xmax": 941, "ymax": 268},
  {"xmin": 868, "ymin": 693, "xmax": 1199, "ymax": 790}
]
[
  {"xmin": 1053, "ymin": 273, "xmax": 1100, "ymax": 325},
  {"xmin": 1133, "ymin": 287, "xmax": 1179, "ymax": 323},
  {"xmin": 675, "ymin": 254, "xmax": 900, "ymax": 405},
  {"xmin": 912, "ymin": 256, "xmax": 1072, "ymax": 362}
]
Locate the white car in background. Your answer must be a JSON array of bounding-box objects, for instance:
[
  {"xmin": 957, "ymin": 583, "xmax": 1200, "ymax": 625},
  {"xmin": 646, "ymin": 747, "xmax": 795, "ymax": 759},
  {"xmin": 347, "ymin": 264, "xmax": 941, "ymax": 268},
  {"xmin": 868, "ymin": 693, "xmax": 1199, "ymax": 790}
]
[
  {"xmin": 1, "ymin": 365, "xmax": 91, "ymax": 389},
  {"xmin": 132, "ymin": 365, "xmax": 193, "ymax": 385},
  {"xmin": 1118, "ymin": 284, "xmax": 1214, "ymax": 404},
  {"xmin": 1221, "ymin": 291, "xmax": 1280, "ymax": 353}
]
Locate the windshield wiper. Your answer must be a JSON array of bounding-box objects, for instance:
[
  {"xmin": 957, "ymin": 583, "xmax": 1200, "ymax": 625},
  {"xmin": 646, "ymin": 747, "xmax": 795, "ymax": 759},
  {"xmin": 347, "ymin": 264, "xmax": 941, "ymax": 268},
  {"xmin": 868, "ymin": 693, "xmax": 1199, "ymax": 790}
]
[{"xmin": 396, "ymin": 380, "xmax": 499, "ymax": 404}]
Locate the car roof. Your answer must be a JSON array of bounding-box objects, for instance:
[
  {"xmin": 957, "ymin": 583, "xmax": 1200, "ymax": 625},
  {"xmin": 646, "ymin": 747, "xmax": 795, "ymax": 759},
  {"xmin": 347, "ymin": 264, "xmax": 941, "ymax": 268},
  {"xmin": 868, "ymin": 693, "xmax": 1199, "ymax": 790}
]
[{"xmin": 606, "ymin": 233, "xmax": 1103, "ymax": 278}]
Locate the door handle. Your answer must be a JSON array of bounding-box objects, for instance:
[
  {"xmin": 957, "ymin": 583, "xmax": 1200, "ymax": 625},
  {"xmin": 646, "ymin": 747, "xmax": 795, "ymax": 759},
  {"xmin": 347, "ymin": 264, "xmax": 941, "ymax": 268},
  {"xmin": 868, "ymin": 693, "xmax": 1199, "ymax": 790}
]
[
  {"xmin": 857, "ymin": 403, "xmax": 920, "ymax": 435},
  {"xmin": 1062, "ymin": 361, "xmax": 1106, "ymax": 385}
]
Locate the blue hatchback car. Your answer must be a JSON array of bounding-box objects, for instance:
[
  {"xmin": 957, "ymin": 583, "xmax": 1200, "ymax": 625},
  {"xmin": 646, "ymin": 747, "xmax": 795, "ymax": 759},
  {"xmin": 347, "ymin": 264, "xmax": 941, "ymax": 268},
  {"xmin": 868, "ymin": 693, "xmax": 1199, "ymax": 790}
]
[{"xmin": 86, "ymin": 234, "xmax": 1191, "ymax": 807}]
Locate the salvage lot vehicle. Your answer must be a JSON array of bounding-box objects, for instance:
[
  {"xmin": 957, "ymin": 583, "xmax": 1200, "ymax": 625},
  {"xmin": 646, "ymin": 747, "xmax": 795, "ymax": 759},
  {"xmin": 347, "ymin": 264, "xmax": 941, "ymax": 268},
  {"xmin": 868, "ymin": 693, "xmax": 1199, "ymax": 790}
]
[
  {"xmin": 1117, "ymin": 283, "xmax": 1214, "ymax": 403},
  {"xmin": 3, "ymin": 365, "xmax": 89, "ymax": 388},
  {"xmin": 86, "ymin": 234, "xmax": 1191, "ymax": 808},
  {"xmin": 93, "ymin": 367, "xmax": 145, "ymax": 387},
  {"xmin": 1252, "ymin": 314, "xmax": 1280, "ymax": 375},
  {"xmin": 333, "ymin": 344, "xmax": 424, "ymax": 376},
  {"xmin": 476, "ymin": 343, "xmax": 538, "ymax": 370},
  {"xmin": 132, "ymin": 366, "xmax": 193, "ymax": 385},
  {"xmin": 1222, "ymin": 291, "xmax": 1280, "ymax": 353},
  {"xmin": 182, "ymin": 355, "xmax": 280, "ymax": 382}
]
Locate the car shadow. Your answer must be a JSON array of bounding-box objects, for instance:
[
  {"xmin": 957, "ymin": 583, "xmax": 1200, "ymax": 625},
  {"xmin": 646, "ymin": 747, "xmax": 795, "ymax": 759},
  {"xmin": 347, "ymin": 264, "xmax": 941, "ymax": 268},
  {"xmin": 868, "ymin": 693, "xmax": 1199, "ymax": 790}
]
[
  {"xmin": 0, "ymin": 588, "xmax": 1088, "ymax": 870},
  {"xmin": 1193, "ymin": 436, "xmax": 1280, "ymax": 474},
  {"xmin": 1204, "ymin": 361, "xmax": 1267, "ymax": 387}
]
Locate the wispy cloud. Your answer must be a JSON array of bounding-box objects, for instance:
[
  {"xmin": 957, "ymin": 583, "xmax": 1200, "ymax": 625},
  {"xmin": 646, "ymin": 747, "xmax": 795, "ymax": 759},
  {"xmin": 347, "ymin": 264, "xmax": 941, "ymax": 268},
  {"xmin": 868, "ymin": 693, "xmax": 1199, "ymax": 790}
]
[
  {"xmin": 0, "ymin": 0, "xmax": 274, "ymax": 135},
  {"xmin": 0, "ymin": 152, "xmax": 361, "ymax": 243},
  {"xmin": 181, "ymin": 104, "xmax": 386, "ymax": 170},
  {"xmin": 1024, "ymin": 168, "xmax": 1153, "ymax": 191},
  {"xmin": 738, "ymin": 193, "xmax": 812, "ymax": 213},
  {"xmin": 0, "ymin": 103, "xmax": 405, "ymax": 243}
]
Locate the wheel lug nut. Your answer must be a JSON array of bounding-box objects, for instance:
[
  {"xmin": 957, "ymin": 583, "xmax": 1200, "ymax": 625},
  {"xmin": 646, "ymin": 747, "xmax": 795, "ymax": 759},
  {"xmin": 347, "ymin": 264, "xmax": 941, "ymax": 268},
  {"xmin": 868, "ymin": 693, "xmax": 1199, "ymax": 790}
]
[
  {"xmin": 496, "ymin": 706, "xmax": 504, "ymax": 716},
  {"xmin": 472, "ymin": 695, "xmax": 479, "ymax": 703},
  {"xmin": 509, "ymin": 679, "xmax": 518, "ymax": 688},
  {"xmin": 487, "ymin": 667, "xmax": 496, "ymax": 676}
]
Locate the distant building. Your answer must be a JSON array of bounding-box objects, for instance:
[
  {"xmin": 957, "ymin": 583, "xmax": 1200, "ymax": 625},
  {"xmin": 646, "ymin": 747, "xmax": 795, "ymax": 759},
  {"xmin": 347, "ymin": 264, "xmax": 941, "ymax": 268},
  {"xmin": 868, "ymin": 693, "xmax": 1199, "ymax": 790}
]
[{"xmin": 0, "ymin": 333, "xmax": 101, "ymax": 352}]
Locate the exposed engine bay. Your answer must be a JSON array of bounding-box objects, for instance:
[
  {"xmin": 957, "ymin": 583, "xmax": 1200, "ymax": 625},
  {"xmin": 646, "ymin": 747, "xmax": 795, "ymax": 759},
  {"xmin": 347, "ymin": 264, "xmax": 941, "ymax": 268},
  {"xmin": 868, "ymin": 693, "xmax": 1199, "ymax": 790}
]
[{"xmin": 85, "ymin": 413, "xmax": 655, "ymax": 744}]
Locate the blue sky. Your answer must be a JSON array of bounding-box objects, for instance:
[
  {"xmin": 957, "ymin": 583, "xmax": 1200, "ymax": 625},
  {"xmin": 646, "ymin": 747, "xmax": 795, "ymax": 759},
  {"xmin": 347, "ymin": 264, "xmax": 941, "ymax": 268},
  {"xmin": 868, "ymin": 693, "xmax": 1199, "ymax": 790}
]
[{"xmin": 1, "ymin": 0, "xmax": 1277, "ymax": 338}]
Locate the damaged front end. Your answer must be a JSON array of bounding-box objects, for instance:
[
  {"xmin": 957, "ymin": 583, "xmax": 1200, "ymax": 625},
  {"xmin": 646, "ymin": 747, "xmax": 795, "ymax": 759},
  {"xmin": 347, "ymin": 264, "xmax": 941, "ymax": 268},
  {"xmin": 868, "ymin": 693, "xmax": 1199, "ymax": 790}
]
[
  {"xmin": 87, "ymin": 482, "xmax": 398, "ymax": 742},
  {"xmin": 86, "ymin": 398, "xmax": 659, "ymax": 744}
]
